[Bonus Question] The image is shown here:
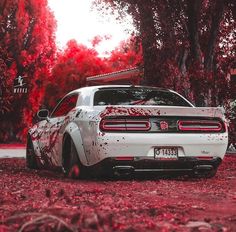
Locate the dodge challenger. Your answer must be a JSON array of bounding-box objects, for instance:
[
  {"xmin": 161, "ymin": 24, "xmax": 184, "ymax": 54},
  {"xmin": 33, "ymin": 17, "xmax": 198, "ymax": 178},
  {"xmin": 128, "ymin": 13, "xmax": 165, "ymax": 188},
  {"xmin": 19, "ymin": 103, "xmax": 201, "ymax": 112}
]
[{"xmin": 26, "ymin": 85, "xmax": 228, "ymax": 178}]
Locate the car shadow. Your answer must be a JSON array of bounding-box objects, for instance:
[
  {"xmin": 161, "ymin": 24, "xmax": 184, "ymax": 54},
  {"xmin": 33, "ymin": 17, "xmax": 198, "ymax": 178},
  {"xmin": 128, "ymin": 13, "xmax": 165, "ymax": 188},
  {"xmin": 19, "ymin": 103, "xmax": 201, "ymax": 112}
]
[{"xmin": 23, "ymin": 166, "xmax": 202, "ymax": 183}]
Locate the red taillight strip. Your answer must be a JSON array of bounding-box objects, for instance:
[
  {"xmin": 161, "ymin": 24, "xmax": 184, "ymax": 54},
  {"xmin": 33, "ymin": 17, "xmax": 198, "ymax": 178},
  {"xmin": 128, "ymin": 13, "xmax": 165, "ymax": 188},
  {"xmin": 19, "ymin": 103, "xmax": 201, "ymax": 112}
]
[
  {"xmin": 100, "ymin": 119, "xmax": 151, "ymax": 131},
  {"xmin": 196, "ymin": 156, "xmax": 214, "ymax": 160},
  {"xmin": 115, "ymin": 157, "xmax": 134, "ymax": 161},
  {"xmin": 100, "ymin": 119, "xmax": 127, "ymax": 131},
  {"xmin": 178, "ymin": 120, "xmax": 223, "ymax": 132}
]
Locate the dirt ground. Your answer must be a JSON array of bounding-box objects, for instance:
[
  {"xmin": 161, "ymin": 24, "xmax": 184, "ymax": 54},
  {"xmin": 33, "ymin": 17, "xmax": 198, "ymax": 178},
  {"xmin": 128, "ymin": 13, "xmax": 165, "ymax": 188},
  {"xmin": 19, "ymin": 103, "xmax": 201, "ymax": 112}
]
[{"xmin": 0, "ymin": 155, "xmax": 236, "ymax": 232}]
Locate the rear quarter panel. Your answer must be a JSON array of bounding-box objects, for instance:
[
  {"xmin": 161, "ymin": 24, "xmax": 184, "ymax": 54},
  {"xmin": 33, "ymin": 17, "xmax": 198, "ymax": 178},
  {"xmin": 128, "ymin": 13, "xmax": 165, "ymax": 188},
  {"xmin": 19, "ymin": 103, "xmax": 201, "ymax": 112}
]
[{"xmin": 72, "ymin": 106, "xmax": 103, "ymax": 166}]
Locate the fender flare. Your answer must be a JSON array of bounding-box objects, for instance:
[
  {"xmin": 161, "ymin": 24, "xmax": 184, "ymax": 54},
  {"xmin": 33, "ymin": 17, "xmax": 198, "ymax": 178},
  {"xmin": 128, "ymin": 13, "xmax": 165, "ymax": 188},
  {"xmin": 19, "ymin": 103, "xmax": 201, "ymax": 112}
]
[{"xmin": 63, "ymin": 122, "xmax": 89, "ymax": 166}]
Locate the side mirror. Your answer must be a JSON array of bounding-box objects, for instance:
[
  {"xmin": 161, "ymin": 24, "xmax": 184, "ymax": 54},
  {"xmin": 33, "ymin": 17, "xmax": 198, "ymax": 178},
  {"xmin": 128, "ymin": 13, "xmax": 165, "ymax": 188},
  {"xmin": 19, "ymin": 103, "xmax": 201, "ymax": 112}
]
[{"xmin": 37, "ymin": 109, "xmax": 49, "ymax": 120}]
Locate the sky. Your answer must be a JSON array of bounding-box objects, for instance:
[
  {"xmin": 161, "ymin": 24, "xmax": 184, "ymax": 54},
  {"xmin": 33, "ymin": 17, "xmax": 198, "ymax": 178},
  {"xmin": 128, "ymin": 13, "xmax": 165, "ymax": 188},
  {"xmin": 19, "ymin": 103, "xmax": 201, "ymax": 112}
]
[{"xmin": 48, "ymin": 0, "xmax": 134, "ymax": 56}]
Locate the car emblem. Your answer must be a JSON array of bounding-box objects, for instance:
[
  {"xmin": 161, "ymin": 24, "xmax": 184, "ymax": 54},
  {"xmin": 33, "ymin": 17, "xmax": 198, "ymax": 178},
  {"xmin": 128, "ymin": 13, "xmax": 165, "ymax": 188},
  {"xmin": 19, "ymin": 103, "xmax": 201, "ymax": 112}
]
[{"xmin": 160, "ymin": 121, "xmax": 169, "ymax": 130}]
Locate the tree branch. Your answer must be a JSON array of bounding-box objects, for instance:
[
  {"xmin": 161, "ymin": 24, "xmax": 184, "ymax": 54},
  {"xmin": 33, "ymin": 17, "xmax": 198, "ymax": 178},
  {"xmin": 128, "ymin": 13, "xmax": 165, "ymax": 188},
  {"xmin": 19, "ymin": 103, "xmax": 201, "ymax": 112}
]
[
  {"xmin": 23, "ymin": 17, "xmax": 36, "ymax": 50},
  {"xmin": 18, "ymin": 214, "xmax": 75, "ymax": 232}
]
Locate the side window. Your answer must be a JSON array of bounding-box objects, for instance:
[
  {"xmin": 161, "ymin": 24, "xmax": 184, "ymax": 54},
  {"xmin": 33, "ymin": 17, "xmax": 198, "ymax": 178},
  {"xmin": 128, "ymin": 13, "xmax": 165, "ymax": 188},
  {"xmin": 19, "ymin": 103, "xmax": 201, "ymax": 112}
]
[{"xmin": 51, "ymin": 94, "xmax": 78, "ymax": 118}]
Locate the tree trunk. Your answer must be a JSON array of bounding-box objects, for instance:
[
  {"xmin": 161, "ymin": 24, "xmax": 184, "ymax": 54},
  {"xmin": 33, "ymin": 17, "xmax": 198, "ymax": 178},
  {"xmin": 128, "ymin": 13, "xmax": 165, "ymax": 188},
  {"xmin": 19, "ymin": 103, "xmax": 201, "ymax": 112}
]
[
  {"xmin": 186, "ymin": 0, "xmax": 202, "ymax": 63},
  {"xmin": 137, "ymin": 0, "xmax": 158, "ymax": 86},
  {"xmin": 186, "ymin": 0, "xmax": 205, "ymax": 106}
]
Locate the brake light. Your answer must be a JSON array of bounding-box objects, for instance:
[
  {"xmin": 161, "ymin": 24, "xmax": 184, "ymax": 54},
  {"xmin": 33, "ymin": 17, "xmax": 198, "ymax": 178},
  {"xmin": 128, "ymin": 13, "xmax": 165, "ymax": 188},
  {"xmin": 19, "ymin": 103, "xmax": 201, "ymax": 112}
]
[
  {"xmin": 196, "ymin": 156, "xmax": 214, "ymax": 160},
  {"xmin": 100, "ymin": 119, "xmax": 151, "ymax": 132},
  {"xmin": 178, "ymin": 120, "xmax": 223, "ymax": 132},
  {"xmin": 115, "ymin": 157, "xmax": 134, "ymax": 161}
]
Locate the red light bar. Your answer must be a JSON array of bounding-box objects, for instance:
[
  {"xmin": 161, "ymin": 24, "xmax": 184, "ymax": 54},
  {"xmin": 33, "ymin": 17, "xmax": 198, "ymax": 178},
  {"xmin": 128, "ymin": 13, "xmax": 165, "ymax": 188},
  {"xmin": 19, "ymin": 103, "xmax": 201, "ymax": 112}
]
[
  {"xmin": 100, "ymin": 119, "xmax": 151, "ymax": 132},
  {"xmin": 115, "ymin": 157, "xmax": 134, "ymax": 161},
  {"xmin": 178, "ymin": 120, "xmax": 223, "ymax": 132},
  {"xmin": 100, "ymin": 119, "xmax": 126, "ymax": 131},
  {"xmin": 196, "ymin": 156, "xmax": 214, "ymax": 160}
]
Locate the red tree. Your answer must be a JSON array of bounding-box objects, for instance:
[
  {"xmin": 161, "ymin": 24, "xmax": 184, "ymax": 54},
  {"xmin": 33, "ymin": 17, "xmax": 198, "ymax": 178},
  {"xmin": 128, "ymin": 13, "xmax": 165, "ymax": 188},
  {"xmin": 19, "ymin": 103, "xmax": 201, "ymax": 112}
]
[{"xmin": 0, "ymin": 0, "xmax": 56, "ymax": 142}]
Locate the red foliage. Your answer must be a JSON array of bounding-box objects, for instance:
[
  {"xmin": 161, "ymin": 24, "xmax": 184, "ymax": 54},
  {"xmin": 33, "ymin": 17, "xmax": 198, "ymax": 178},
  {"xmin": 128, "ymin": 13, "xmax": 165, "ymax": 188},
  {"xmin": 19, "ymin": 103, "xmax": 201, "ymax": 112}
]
[
  {"xmin": 0, "ymin": 155, "xmax": 236, "ymax": 231},
  {"xmin": 0, "ymin": 0, "xmax": 56, "ymax": 142},
  {"xmin": 44, "ymin": 38, "xmax": 142, "ymax": 111},
  {"xmin": 43, "ymin": 40, "xmax": 108, "ymax": 110},
  {"xmin": 91, "ymin": 35, "xmax": 104, "ymax": 47},
  {"xmin": 105, "ymin": 37, "xmax": 142, "ymax": 71}
]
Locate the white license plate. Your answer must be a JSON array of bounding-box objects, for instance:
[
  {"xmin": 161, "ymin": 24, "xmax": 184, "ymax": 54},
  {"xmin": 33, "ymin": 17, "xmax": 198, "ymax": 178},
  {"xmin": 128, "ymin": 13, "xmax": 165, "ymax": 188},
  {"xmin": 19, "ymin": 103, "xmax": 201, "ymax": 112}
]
[{"xmin": 154, "ymin": 147, "xmax": 178, "ymax": 160}]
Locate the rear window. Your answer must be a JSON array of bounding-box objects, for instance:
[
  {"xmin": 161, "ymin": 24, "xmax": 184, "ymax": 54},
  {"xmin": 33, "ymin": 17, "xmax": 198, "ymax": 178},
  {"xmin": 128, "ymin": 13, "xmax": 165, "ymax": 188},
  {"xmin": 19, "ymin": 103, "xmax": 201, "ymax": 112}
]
[{"xmin": 94, "ymin": 88, "xmax": 192, "ymax": 107}]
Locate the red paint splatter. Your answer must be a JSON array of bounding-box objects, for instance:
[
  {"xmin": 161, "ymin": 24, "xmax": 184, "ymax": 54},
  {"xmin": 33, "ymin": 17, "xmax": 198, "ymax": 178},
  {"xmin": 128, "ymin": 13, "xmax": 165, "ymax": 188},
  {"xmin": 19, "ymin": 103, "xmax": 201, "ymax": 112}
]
[{"xmin": 100, "ymin": 106, "xmax": 161, "ymax": 118}]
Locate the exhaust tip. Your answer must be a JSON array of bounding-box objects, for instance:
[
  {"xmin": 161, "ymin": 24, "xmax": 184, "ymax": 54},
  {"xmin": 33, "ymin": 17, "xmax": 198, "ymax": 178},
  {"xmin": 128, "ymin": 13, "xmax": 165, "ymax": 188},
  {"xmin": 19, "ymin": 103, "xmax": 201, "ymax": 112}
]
[
  {"xmin": 193, "ymin": 165, "xmax": 213, "ymax": 175},
  {"xmin": 113, "ymin": 166, "xmax": 135, "ymax": 176}
]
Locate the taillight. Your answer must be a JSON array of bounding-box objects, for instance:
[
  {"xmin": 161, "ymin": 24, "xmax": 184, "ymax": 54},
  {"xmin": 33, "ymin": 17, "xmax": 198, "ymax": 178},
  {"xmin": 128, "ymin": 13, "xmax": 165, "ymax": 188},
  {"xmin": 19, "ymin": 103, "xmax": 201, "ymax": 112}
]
[
  {"xmin": 100, "ymin": 119, "xmax": 151, "ymax": 132},
  {"xmin": 196, "ymin": 156, "xmax": 214, "ymax": 160},
  {"xmin": 115, "ymin": 157, "xmax": 134, "ymax": 161},
  {"xmin": 178, "ymin": 120, "xmax": 223, "ymax": 132}
]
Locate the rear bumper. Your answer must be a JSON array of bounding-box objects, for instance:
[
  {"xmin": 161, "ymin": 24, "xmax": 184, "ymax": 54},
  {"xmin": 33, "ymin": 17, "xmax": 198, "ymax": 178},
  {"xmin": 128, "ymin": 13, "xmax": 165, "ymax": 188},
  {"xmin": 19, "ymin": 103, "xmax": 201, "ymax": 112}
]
[
  {"xmin": 91, "ymin": 157, "xmax": 222, "ymax": 175},
  {"xmin": 94, "ymin": 133, "xmax": 228, "ymax": 165}
]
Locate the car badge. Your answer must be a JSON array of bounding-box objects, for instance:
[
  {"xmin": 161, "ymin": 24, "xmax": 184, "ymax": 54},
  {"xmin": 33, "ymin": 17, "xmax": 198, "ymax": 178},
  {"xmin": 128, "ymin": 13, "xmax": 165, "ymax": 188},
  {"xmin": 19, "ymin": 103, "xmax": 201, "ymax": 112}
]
[{"xmin": 160, "ymin": 121, "xmax": 169, "ymax": 130}]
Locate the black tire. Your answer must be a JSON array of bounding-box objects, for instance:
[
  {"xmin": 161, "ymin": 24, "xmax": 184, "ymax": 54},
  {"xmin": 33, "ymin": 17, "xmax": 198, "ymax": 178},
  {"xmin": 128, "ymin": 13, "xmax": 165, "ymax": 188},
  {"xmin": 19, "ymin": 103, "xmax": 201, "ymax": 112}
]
[
  {"xmin": 62, "ymin": 136, "xmax": 86, "ymax": 179},
  {"xmin": 26, "ymin": 136, "xmax": 38, "ymax": 169}
]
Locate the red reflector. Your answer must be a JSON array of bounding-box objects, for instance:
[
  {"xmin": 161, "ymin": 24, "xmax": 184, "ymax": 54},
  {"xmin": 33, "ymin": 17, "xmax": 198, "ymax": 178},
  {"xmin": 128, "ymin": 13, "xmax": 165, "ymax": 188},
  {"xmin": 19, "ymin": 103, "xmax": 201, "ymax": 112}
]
[
  {"xmin": 100, "ymin": 119, "xmax": 151, "ymax": 131},
  {"xmin": 196, "ymin": 156, "xmax": 213, "ymax": 160},
  {"xmin": 115, "ymin": 157, "xmax": 134, "ymax": 161},
  {"xmin": 178, "ymin": 120, "xmax": 222, "ymax": 132}
]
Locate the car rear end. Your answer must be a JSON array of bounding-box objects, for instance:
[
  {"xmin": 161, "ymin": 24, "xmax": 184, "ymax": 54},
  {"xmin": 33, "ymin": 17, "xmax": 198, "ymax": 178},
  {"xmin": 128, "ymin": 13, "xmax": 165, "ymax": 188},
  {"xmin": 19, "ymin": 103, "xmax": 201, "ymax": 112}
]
[{"xmin": 92, "ymin": 87, "xmax": 228, "ymax": 177}]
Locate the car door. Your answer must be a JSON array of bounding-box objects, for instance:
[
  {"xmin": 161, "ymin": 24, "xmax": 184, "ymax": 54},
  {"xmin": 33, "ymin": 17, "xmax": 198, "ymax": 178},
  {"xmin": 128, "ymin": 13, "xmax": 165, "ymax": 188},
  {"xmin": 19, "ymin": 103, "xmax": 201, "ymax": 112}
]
[{"xmin": 39, "ymin": 93, "xmax": 79, "ymax": 167}]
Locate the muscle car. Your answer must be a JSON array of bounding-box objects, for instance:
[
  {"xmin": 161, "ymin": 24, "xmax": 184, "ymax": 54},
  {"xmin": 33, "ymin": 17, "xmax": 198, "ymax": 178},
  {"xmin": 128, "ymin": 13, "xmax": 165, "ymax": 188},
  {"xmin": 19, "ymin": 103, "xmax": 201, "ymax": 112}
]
[{"xmin": 26, "ymin": 85, "xmax": 228, "ymax": 178}]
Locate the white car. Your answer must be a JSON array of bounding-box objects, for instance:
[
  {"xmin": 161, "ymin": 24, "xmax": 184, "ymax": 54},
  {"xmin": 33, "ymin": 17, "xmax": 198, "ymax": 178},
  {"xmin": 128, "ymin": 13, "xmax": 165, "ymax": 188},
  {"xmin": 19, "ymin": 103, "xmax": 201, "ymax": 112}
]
[{"xmin": 26, "ymin": 85, "xmax": 228, "ymax": 178}]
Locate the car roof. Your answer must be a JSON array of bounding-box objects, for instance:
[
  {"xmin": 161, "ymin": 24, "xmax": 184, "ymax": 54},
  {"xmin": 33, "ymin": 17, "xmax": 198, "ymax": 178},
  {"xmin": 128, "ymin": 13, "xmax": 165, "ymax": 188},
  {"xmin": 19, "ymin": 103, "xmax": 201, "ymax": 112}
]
[{"xmin": 64, "ymin": 85, "xmax": 194, "ymax": 107}]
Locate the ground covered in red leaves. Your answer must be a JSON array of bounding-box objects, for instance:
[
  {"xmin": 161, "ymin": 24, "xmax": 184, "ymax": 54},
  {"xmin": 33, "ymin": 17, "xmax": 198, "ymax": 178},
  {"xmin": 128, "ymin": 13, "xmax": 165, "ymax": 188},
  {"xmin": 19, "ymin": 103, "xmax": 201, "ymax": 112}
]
[{"xmin": 0, "ymin": 156, "xmax": 236, "ymax": 232}]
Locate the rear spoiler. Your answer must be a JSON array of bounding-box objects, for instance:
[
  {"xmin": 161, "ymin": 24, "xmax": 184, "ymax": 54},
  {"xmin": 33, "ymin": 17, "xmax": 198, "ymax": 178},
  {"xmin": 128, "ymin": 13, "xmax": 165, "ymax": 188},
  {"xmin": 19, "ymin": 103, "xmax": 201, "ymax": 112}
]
[{"xmin": 100, "ymin": 106, "xmax": 225, "ymax": 119}]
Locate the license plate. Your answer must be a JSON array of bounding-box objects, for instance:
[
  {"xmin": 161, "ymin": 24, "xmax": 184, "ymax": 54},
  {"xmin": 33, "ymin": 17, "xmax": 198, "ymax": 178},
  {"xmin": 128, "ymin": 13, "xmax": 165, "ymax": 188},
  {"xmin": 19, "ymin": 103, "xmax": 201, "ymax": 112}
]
[{"xmin": 154, "ymin": 147, "xmax": 178, "ymax": 160}]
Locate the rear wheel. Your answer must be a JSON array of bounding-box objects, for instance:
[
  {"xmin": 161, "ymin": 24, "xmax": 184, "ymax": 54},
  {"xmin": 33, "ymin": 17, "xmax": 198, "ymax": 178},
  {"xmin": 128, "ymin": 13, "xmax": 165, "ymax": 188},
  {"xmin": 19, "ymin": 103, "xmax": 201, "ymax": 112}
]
[
  {"xmin": 62, "ymin": 136, "xmax": 87, "ymax": 179},
  {"xmin": 26, "ymin": 136, "xmax": 38, "ymax": 169}
]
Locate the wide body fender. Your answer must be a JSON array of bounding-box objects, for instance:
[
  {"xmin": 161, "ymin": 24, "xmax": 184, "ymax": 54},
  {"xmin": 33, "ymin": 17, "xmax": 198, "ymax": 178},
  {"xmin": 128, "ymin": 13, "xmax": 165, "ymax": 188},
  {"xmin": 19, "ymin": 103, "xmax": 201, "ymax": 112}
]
[
  {"xmin": 64, "ymin": 122, "xmax": 89, "ymax": 166},
  {"xmin": 28, "ymin": 122, "xmax": 46, "ymax": 160}
]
